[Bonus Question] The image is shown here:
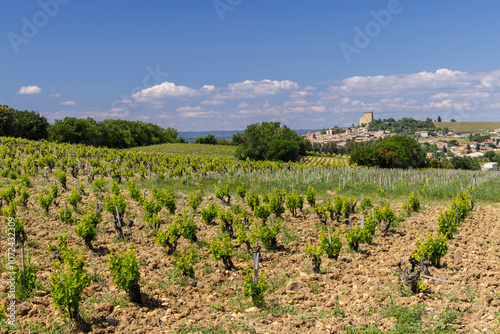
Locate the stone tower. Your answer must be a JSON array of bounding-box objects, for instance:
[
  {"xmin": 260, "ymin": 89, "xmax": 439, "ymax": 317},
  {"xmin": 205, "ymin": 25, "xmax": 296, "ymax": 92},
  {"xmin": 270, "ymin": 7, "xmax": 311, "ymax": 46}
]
[{"xmin": 359, "ymin": 111, "xmax": 374, "ymax": 126}]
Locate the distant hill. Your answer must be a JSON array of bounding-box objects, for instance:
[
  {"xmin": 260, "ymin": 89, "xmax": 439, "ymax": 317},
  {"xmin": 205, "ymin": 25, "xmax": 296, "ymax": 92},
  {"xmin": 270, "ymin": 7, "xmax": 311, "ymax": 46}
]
[
  {"xmin": 179, "ymin": 129, "xmax": 316, "ymax": 143},
  {"xmin": 434, "ymin": 122, "xmax": 500, "ymax": 133}
]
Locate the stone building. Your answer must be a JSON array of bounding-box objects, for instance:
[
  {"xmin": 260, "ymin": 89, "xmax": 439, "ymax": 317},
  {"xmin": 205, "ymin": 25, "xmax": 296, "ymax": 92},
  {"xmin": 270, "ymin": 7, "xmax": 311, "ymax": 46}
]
[{"xmin": 359, "ymin": 111, "xmax": 374, "ymax": 126}]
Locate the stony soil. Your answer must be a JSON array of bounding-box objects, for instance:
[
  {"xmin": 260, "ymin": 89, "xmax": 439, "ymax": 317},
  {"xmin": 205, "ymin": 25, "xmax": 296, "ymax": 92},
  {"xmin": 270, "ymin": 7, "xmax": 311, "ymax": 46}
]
[{"xmin": 1, "ymin": 184, "xmax": 500, "ymax": 334}]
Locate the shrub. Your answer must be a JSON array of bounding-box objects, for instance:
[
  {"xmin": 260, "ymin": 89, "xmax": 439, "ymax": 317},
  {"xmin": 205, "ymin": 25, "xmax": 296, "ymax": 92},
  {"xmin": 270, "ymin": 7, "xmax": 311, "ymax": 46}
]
[
  {"xmin": 155, "ymin": 218, "xmax": 181, "ymax": 255},
  {"xmin": 362, "ymin": 215, "xmax": 377, "ymax": 244},
  {"xmin": 50, "ymin": 250, "xmax": 90, "ymax": 325},
  {"xmin": 403, "ymin": 191, "xmax": 420, "ymax": 214},
  {"xmin": 55, "ymin": 171, "xmax": 67, "ymax": 189},
  {"xmin": 180, "ymin": 209, "xmax": 198, "ymax": 242},
  {"xmin": 175, "ymin": 247, "xmax": 197, "ymax": 280},
  {"xmin": 236, "ymin": 184, "xmax": 246, "ymax": 199},
  {"xmin": 285, "ymin": 190, "xmax": 303, "ymax": 217},
  {"xmin": 111, "ymin": 181, "xmax": 120, "ymax": 196},
  {"xmin": 75, "ymin": 210, "xmax": 100, "ymax": 249},
  {"xmin": 250, "ymin": 219, "xmax": 280, "ymax": 250},
  {"xmin": 254, "ymin": 205, "xmax": 271, "ymax": 222},
  {"xmin": 142, "ymin": 196, "xmax": 162, "ymax": 219},
  {"xmin": 108, "ymin": 246, "xmax": 141, "ymax": 303},
  {"xmin": 215, "ymin": 184, "xmax": 231, "ymax": 205},
  {"xmin": 306, "ymin": 243, "xmax": 323, "ymax": 273},
  {"xmin": 306, "ymin": 187, "xmax": 316, "ymax": 208},
  {"xmin": 246, "ymin": 192, "xmax": 260, "ymax": 211},
  {"xmin": 67, "ymin": 187, "xmax": 82, "ymax": 211},
  {"xmin": 58, "ymin": 206, "xmax": 75, "ymax": 225},
  {"xmin": 127, "ymin": 180, "xmax": 142, "ymax": 202},
  {"xmin": 413, "ymin": 232, "xmax": 448, "ymax": 266},
  {"xmin": 268, "ymin": 194, "xmax": 285, "ymax": 217},
  {"xmin": 14, "ymin": 252, "xmax": 37, "ymax": 299},
  {"xmin": 344, "ymin": 226, "xmax": 365, "ymax": 252},
  {"xmin": 314, "ymin": 205, "xmax": 329, "ymax": 225},
  {"xmin": 218, "ymin": 208, "xmax": 235, "ymax": 237},
  {"xmin": 320, "ymin": 228, "xmax": 342, "ymax": 259},
  {"xmin": 243, "ymin": 269, "xmax": 268, "ymax": 307},
  {"xmin": 209, "ymin": 234, "xmax": 236, "ymax": 270},
  {"xmin": 0, "ymin": 185, "xmax": 16, "ymax": 204},
  {"xmin": 38, "ymin": 191, "xmax": 53, "ymax": 215},
  {"xmin": 189, "ymin": 190, "xmax": 203, "ymax": 210},
  {"xmin": 19, "ymin": 186, "xmax": 30, "ymax": 207},
  {"xmin": 153, "ymin": 186, "xmax": 176, "ymax": 214},
  {"xmin": 201, "ymin": 203, "xmax": 218, "ymax": 225}
]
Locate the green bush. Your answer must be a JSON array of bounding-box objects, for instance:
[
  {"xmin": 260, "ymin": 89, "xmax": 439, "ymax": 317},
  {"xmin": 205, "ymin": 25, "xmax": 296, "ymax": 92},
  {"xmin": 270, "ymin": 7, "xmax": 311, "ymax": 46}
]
[
  {"xmin": 67, "ymin": 187, "xmax": 82, "ymax": 211},
  {"xmin": 189, "ymin": 190, "xmax": 203, "ymax": 210},
  {"xmin": 243, "ymin": 269, "xmax": 268, "ymax": 307},
  {"xmin": 75, "ymin": 210, "xmax": 100, "ymax": 249},
  {"xmin": 254, "ymin": 205, "xmax": 271, "ymax": 222},
  {"xmin": 127, "ymin": 180, "xmax": 143, "ymax": 202},
  {"xmin": 285, "ymin": 190, "xmax": 303, "ymax": 217},
  {"xmin": 155, "ymin": 219, "xmax": 181, "ymax": 255},
  {"xmin": 306, "ymin": 243, "xmax": 323, "ymax": 273},
  {"xmin": 250, "ymin": 219, "xmax": 280, "ymax": 250},
  {"xmin": 14, "ymin": 252, "xmax": 37, "ymax": 299},
  {"xmin": 38, "ymin": 191, "xmax": 53, "ymax": 215},
  {"xmin": 320, "ymin": 228, "xmax": 342, "ymax": 259},
  {"xmin": 218, "ymin": 208, "xmax": 235, "ymax": 237},
  {"xmin": 246, "ymin": 192, "xmax": 260, "ymax": 211},
  {"xmin": 268, "ymin": 194, "xmax": 285, "ymax": 217},
  {"xmin": 413, "ymin": 232, "xmax": 448, "ymax": 265},
  {"xmin": 306, "ymin": 187, "xmax": 316, "ymax": 208},
  {"xmin": 175, "ymin": 247, "xmax": 197, "ymax": 280},
  {"xmin": 180, "ymin": 209, "xmax": 198, "ymax": 242},
  {"xmin": 50, "ymin": 250, "xmax": 90, "ymax": 323},
  {"xmin": 108, "ymin": 246, "xmax": 141, "ymax": 303},
  {"xmin": 236, "ymin": 184, "xmax": 246, "ymax": 199},
  {"xmin": 209, "ymin": 234, "xmax": 235, "ymax": 270},
  {"xmin": 201, "ymin": 203, "xmax": 218, "ymax": 225},
  {"xmin": 344, "ymin": 226, "xmax": 365, "ymax": 252},
  {"xmin": 215, "ymin": 184, "xmax": 231, "ymax": 205}
]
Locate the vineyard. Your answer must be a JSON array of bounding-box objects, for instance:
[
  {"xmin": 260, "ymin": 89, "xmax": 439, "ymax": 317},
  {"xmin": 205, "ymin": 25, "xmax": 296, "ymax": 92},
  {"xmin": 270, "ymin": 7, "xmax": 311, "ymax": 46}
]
[{"xmin": 1, "ymin": 136, "xmax": 500, "ymax": 333}]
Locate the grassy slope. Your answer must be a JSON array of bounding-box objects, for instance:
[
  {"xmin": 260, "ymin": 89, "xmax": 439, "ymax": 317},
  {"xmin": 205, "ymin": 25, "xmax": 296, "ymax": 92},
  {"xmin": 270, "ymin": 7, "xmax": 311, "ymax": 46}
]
[{"xmin": 435, "ymin": 122, "xmax": 500, "ymax": 132}]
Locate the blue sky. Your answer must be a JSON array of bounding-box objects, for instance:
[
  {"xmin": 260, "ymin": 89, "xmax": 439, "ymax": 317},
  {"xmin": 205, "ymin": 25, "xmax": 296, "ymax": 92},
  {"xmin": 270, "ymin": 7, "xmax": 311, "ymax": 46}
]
[{"xmin": 2, "ymin": 0, "xmax": 500, "ymax": 131}]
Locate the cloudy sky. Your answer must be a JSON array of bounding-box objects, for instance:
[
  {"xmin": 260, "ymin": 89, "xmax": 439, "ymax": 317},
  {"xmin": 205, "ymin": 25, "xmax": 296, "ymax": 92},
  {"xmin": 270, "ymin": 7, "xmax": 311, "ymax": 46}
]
[{"xmin": 2, "ymin": 1, "xmax": 500, "ymax": 131}]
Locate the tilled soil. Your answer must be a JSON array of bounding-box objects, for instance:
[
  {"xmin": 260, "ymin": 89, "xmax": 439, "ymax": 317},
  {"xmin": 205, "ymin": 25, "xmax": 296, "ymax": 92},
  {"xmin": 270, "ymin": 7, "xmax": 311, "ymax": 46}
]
[{"xmin": 1, "ymin": 188, "xmax": 500, "ymax": 334}]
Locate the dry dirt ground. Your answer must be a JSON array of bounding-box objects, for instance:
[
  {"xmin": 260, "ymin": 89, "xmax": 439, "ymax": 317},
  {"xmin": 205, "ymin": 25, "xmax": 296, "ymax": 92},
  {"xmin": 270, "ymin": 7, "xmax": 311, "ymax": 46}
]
[{"xmin": 1, "ymin": 185, "xmax": 500, "ymax": 334}]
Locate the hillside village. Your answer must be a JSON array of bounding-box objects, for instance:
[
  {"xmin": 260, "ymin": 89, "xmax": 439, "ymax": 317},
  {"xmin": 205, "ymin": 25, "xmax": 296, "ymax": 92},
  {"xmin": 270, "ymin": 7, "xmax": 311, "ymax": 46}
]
[{"xmin": 304, "ymin": 111, "xmax": 500, "ymax": 169}]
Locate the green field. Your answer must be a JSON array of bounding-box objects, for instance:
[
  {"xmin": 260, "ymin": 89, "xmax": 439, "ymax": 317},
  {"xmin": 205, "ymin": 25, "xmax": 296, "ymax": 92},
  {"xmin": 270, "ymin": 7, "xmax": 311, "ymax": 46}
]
[
  {"xmin": 130, "ymin": 142, "xmax": 237, "ymax": 157},
  {"xmin": 434, "ymin": 122, "xmax": 500, "ymax": 132}
]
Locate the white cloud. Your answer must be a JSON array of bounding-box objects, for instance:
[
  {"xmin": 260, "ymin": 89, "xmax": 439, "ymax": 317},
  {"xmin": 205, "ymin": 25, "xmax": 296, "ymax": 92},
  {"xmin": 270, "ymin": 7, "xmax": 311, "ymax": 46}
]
[
  {"xmin": 238, "ymin": 102, "xmax": 248, "ymax": 108},
  {"xmin": 180, "ymin": 110, "xmax": 221, "ymax": 118},
  {"xmin": 18, "ymin": 85, "xmax": 42, "ymax": 95},
  {"xmin": 201, "ymin": 100, "xmax": 226, "ymax": 105},
  {"xmin": 60, "ymin": 101, "xmax": 76, "ymax": 106},
  {"xmin": 216, "ymin": 79, "xmax": 299, "ymax": 99},
  {"xmin": 132, "ymin": 81, "xmax": 198, "ymax": 102},
  {"xmin": 328, "ymin": 69, "xmax": 471, "ymax": 97},
  {"xmin": 176, "ymin": 106, "xmax": 204, "ymax": 113},
  {"xmin": 50, "ymin": 93, "xmax": 61, "ymax": 98}
]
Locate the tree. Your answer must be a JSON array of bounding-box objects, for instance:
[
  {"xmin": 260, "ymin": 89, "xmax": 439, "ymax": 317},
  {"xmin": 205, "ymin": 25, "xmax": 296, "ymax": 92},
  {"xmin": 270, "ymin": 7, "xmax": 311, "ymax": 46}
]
[
  {"xmin": 484, "ymin": 151, "xmax": 496, "ymax": 162},
  {"xmin": 437, "ymin": 116, "xmax": 441, "ymax": 122},
  {"xmin": 195, "ymin": 134, "xmax": 217, "ymax": 145},
  {"xmin": 235, "ymin": 122, "xmax": 311, "ymax": 161},
  {"xmin": 450, "ymin": 119, "xmax": 456, "ymax": 122},
  {"xmin": 349, "ymin": 135, "xmax": 426, "ymax": 169}
]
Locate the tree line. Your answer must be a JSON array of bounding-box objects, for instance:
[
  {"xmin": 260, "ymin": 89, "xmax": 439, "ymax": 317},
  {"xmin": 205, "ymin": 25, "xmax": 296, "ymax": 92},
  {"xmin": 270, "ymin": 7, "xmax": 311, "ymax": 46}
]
[
  {"xmin": 0, "ymin": 105, "xmax": 183, "ymax": 149},
  {"xmin": 367, "ymin": 117, "xmax": 435, "ymax": 134}
]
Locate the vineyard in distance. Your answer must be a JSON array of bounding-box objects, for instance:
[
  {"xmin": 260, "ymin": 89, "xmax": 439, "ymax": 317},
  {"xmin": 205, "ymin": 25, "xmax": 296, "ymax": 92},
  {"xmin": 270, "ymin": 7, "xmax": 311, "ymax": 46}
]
[{"xmin": 1, "ymin": 137, "xmax": 500, "ymax": 334}]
